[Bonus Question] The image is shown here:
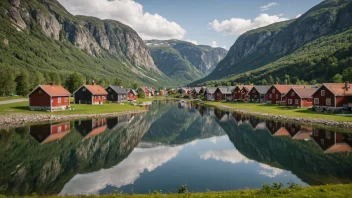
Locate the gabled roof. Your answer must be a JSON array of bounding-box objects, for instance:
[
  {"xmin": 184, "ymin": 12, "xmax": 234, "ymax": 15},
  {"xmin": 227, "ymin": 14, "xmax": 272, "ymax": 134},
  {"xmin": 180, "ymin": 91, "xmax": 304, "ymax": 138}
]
[
  {"xmin": 192, "ymin": 87, "xmax": 201, "ymax": 94},
  {"xmin": 125, "ymin": 88, "xmax": 138, "ymax": 95},
  {"xmin": 283, "ymin": 87, "xmax": 317, "ymax": 98},
  {"xmin": 217, "ymin": 87, "xmax": 233, "ymax": 94},
  {"xmin": 242, "ymin": 85, "xmax": 254, "ymax": 92},
  {"xmin": 28, "ymin": 85, "xmax": 71, "ymax": 97},
  {"xmin": 107, "ymin": 85, "xmax": 128, "ymax": 94},
  {"xmin": 85, "ymin": 85, "xmax": 108, "ymax": 95},
  {"xmin": 234, "ymin": 85, "xmax": 244, "ymax": 91},
  {"xmin": 251, "ymin": 86, "xmax": 271, "ymax": 94},
  {"xmin": 205, "ymin": 87, "xmax": 217, "ymax": 94},
  {"xmin": 313, "ymin": 83, "xmax": 352, "ymax": 97},
  {"xmin": 272, "ymin": 85, "xmax": 316, "ymax": 94}
]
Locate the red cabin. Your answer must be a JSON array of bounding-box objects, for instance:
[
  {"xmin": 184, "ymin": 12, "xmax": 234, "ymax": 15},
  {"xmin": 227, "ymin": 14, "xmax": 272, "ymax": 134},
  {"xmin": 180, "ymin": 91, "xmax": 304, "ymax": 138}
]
[
  {"xmin": 214, "ymin": 87, "xmax": 234, "ymax": 101},
  {"xmin": 138, "ymin": 87, "xmax": 152, "ymax": 97},
  {"xmin": 266, "ymin": 85, "xmax": 308, "ymax": 104},
  {"xmin": 248, "ymin": 86, "xmax": 271, "ymax": 103},
  {"xmin": 312, "ymin": 83, "xmax": 352, "ymax": 110},
  {"xmin": 126, "ymin": 88, "xmax": 138, "ymax": 101},
  {"xmin": 240, "ymin": 86, "xmax": 254, "ymax": 101},
  {"xmin": 232, "ymin": 85, "xmax": 244, "ymax": 101},
  {"xmin": 74, "ymin": 84, "xmax": 108, "ymax": 105},
  {"xmin": 28, "ymin": 84, "xmax": 71, "ymax": 111},
  {"xmin": 284, "ymin": 87, "xmax": 317, "ymax": 108}
]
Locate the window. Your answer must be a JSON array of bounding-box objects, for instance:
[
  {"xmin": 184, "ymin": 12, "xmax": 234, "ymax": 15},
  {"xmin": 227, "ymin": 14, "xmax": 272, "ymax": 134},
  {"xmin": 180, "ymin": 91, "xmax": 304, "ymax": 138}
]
[
  {"xmin": 38, "ymin": 90, "xmax": 42, "ymax": 94},
  {"xmin": 320, "ymin": 139, "xmax": 324, "ymax": 146},
  {"xmin": 326, "ymin": 98, "xmax": 331, "ymax": 105},
  {"xmin": 291, "ymin": 92, "xmax": 295, "ymax": 96},
  {"xmin": 288, "ymin": 99, "xmax": 292, "ymax": 104},
  {"xmin": 276, "ymin": 94, "xmax": 278, "ymax": 99},
  {"xmin": 99, "ymin": 96, "xmax": 101, "ymax": 99},
  {"xmin": 269, "ymin": 94, "xmax": 272, "ymax": 99},
  {"xmin": 295, "ymin": 99, "xmax": 299, "ymax": 105},
  {"xmin": 325, "ymin": 131, "xmax": 331, "ymax": 139},
  {"xmin": 58, "ymin": 126, "xmax": 62, "ymax": 133},
  {"xmin": 83, "ymin": 88, "xmax": 86, "ymax": 92},
  {"xmin": 313, "ymin": 130, "xmax": 319, "ymax": 136},
  {"xmin": 65, "ymin": 124, "xmax": 68, "ymax": 130},
  {"xmin": 272, "ymin": 89, "xmax": 275, "ymax": 93},
  {"xmin": 321, "ymin": 90, "xmax": 325, "ymax": 96},
  {"xmin": 102, "ymin": 96, "xmax": 105, "ymax": 99},
  {"xmin": 58, "ymin": 97, "xmax": 61, "ymax": 103},
  {"xmin": 314, "ymin": 98, "xmax": 319, "ymax": 105}
]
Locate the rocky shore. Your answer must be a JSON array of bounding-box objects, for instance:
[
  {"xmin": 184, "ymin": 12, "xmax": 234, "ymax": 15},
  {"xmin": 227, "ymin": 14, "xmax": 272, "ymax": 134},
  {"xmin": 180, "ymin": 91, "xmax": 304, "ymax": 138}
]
[
  {"xmin": 215, "ymin": 104, "xmax": 352, "ymax": 130},
  {"xmin": 0, "ymin": 110, "xmax": 147, "ymax": 129}
]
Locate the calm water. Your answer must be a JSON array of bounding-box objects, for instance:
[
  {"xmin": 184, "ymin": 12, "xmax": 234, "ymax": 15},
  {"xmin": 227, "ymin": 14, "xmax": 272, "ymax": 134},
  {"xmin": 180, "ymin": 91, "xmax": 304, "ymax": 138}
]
[{"xmin": 1, "ymin": 101, "xmax": 352, "ymax": 195}]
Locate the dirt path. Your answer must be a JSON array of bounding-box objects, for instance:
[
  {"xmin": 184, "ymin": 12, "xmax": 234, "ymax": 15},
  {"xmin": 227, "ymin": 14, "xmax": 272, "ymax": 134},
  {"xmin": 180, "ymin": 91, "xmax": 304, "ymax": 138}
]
[{"xmin": 0, "ymin": 98, "xmax": 27, "ymax": 105}]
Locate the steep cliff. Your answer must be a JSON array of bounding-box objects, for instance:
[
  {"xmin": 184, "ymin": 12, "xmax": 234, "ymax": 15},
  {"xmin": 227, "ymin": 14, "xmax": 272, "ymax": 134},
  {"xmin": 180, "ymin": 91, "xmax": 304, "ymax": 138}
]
[
  {"xmin": 1, "ymin": 0, "xmax": 177, "ymax": 87},
  {"xmin": 146, "ymin": 40, "xmax": 227, "ymax": 82},
  {"xmin": 196, "ymin": 0, "xmax": 352, "ymax": 84}
]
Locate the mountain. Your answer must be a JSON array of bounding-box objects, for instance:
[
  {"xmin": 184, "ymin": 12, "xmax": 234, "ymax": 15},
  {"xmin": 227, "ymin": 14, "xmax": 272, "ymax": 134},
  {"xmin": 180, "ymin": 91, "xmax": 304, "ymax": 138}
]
[
  {"xmin": 146, "ymin": 40, "xmax": 227, "ymax": 83},
  {"xmin": 192, "ymin": 0, "xmax": 352, "ymax": 86},
  {"xmin": 0, "ymin": 0, "xmax": 178, "ymax": 88}
]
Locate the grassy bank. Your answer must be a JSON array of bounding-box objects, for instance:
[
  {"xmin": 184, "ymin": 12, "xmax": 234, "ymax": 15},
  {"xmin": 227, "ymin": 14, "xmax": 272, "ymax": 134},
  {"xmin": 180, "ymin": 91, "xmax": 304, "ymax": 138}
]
[
  {"xmin": 201, "ymin": 101, "xmax": 352, "ymax": 122},
  {"xmin": 7, "ymin": 184, "xmax": 352, "ymax": 198}
]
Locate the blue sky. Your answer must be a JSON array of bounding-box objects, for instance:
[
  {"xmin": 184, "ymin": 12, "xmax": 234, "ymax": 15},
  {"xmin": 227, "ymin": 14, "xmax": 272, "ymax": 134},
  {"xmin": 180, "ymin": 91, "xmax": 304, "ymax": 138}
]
[{"xmin": 58, "ymin": 0, "xmax": 323, "ymax": 50}]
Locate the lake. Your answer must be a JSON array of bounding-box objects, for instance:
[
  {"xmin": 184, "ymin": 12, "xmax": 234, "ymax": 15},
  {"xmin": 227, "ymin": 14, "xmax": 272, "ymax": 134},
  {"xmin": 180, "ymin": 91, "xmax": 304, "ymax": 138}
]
[{"xmin": 1, "ymin": 101, "xmax": 352, "ymax": 195}]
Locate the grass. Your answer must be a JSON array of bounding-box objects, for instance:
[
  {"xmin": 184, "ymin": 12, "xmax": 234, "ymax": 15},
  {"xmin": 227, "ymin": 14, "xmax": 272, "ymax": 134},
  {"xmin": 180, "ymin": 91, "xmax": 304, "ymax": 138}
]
[
  {"xmin": 136, "ymin": 96, "xmax": 174, "ymax": 103},
  {"xmin": 201, "ymin": 101, "xmax": 352, "ymax": 122},
  {"xmin": 0, "ymin": 96, "xmax": 25, "ymax": 101},
  {"xmin": 7, "ymin": 184, "xmax": 352, "ymax": 198}
]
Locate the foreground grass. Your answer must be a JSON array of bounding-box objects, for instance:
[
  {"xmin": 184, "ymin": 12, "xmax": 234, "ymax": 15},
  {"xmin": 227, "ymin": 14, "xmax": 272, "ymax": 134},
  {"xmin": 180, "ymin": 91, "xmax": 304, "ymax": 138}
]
[
  {"xmin": 0, "ymin": 102, "xmax": 143, "ymax": 115},
  {"xmin": 9, "ymin": 184, "xmax": 352, "ymax": 198},
  {"xmin": 202, "ymin": 101, "xmax": 352, "ymax": 122}
]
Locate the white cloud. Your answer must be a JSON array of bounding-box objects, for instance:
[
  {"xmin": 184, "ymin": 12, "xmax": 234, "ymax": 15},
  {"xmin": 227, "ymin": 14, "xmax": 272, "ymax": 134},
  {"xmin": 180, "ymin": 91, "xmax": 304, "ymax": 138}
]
[
  {"xmin": 60, "ymin": 145, "xmax": 184, "ymax": 195},
  {"xmin": 209, "ymin": 14, "xmax": 289, "ymax": 36},
  {"xmin": 57, "ymin": 0, "xmax": 186, "ymax": 40},
  {"xmin": 211, "ymin": 41, "xmax": 218, "ymax": 47},
  {"xmin": 186, "ymin": 39, "xmax": 198, "ymax": 45},
  {"xmin": 200, "ymin": 149, "xmax": 252, "ymax": 164},
  {"xmin": 258, "ymin": 163, "xmax": 284, "ymax": 178},
  {"xmin": 295, "ymin": 14, "xmax": 302, "ymax": 18},
  {"xmin": 222, "ymin": 46, "xmax": 228, "ymax": 50},
  {"xmin": 260, "ymin": 2, "xmax": 279, "ymax": 11}
]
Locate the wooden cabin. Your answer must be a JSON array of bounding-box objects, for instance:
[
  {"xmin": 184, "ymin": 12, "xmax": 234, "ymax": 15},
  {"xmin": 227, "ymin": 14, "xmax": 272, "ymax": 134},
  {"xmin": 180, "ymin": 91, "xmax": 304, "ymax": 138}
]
[
  {"xmin": 138, "ymin": 87, "xmax": 152, "ymax": 97},
  {"xmin": 126, "ymin": 88, "xmax": 138, "ymax": 101},
  {"xmin": 28, "ymin": 84, "xmax": 71, "ymax": 111},
  {"xmin": 266, "ymin": 85, "xmax": 311, "ymax": 104},
  {"xmin": 283, "ymin": 87, "xmax": 317, "ymax": 108},
  {"xmin": 232, "ymin": 85, "xmax": 244, "ymax": 101},
  {"xmin": 214, "ymin": 87, "xmax": 234, "ymax": 101},
  {"xmin": 312, "ymin": 82, "xmax": 352, "ymax": 111},
  {"xmin": 29, "ymin": 122, "xmax": 70, "ymax": 144},
  {"xmin": 248, "ymin": 86, "xmax": 270, "ymax": 103},
  {"xmin": 191, "ymin": 87, "xmax": 201, "ymax": 99},
  {"xmin": 106, "ymin": 85, "xmax": 128, "ymax": 103},
  {"xmin": 204, "ymin": 87, "xmax": 217, "ymax": 101},
  {"xmin": 74, "ymin": 83, "xmax": 108, "ymax": 105},
  {"xmin": 240, "ymin": 86, "xmax": 254, "ymax": 101}
]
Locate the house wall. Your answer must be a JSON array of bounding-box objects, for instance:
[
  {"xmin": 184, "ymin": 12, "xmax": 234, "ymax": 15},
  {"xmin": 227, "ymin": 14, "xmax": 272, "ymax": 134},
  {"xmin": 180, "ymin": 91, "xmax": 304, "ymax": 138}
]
[
  {"xmin": 127, "ymin": 92, "xmax": 137, "ymax": 100},
  {"xmin": 143, "ymin": 88, "xmax": 151, "ymax": 97},
  {"xmin": 214, "ymin": 89, "xmax": 223, "ymax": 101},
  {"xmin": 285, "ymin": 89, "xmax": 301, "ymax": 107},
  {"xmin": 266, "ymin": 86, "xmax": 283, "ymax": 104},
  {"xmin": 52, "ymin": 96, "xmax": 70, "ymax": 107},
  {"xmin": 29, "ymin": 87, "xmax": 50, "ymax": 107},
  {"xmin": 232, "ymin": 87, "xmax": 242, "ymax": 100},
  {"xmin": 312, "ymin": 86, "xmax": 336, "ymax": 107},
  {"xmin": 241, "ymin": 89, "xmax": 250, "ymax": 101},
  {"xmin": 75, "ymin": 86, "xmax": 93, "ymax": 104},
  {"xmin": 92, "ymin": 95, "xmax": 107, "ymax": 104}
]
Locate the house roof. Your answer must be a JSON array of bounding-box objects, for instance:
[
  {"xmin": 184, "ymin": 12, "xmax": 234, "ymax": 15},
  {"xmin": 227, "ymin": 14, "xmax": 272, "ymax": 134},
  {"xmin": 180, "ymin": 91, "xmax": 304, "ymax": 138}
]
[
  {"xmin": 205, "ymin": 87, "xmax": 217, "ymax": 94},
  {"xmin": 242, "ymin": 85, "xmax": 254, "ymax": 92},
  {"xmin": 292, "ymin": 127, "xmax": 312, "ymax": 140},
  {"xmin": 192, "ymin": 87, "xmax": 201, "ymax": 94},
  {"xmin": 284, "ymin": 87, "xmax": 317, "ymax": 98},
  {"xmin": 234, "ymin": 85, "xmax": 244, "ymax": 91},
  {"xmin": 217, "ymin": 87, "xmax": 233, "ymax": 94},
  {"xmin": 272, "ymin": 85, "xmax": 316, "ymax": 94},
  {"xmin": 316, "ymin": 83, "xmax": 352, "ymax": 96},
  {"xmin": 28, "ymin": 85, "xmax": 71, "ymax": 97},
  {"xmin": 125, "ymin": 88, "xmax": 138, "ymax": 95},
  {"xmin": 252, "ymin": 86, "xmax": 271, "ymax": 94},
  {"xmin": 108, "ymin": 85, "xmax": 128, "ymax": 94},
  {"xmin": 84, "ymin": 85, "xmax": 108, "ymax": 95}
]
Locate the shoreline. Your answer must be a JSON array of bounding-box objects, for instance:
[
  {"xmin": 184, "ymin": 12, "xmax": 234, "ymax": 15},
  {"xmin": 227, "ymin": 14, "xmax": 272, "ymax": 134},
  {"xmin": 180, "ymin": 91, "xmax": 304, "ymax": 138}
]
[
  {"xmin": 0, "ymin": 110, "xmax": 147, "ymax": 129},
  {"xmin": 200, "ymin": 102, "xmax": 352, "ymax": 130}
]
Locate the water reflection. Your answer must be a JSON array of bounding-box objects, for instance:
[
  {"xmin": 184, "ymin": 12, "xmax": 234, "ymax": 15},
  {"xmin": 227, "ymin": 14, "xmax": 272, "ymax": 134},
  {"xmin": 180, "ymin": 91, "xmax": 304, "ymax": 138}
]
[{"xmin": 1, "ymin": 101, "xmax": 352, "ymax": 196}]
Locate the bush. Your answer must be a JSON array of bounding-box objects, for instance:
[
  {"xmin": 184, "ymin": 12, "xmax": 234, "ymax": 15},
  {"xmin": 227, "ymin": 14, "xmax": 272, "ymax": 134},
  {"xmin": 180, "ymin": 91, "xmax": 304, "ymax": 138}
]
[{"xmin": 178, "ymin": 185, "xmax": 188, "ymax": 194}]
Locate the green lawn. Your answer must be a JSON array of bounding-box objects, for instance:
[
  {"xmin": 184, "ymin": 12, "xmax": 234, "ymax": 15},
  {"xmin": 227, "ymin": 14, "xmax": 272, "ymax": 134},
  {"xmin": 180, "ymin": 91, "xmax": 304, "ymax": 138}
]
[
  {"xmin": 0, "ymin": 96, "xmax": 25, "ymax": 101},
  {"xmin": 136, "ymin": 96, "xmax": 174, "ymax": 103},
  {"xmin": 10, "ymin": 184, "xmax": 352, "ymax": 198},
  {"xmin": 202, "ymin": 101, "xmax": 352, "ymax": 122},
  {"xmin": 0, "ymin": 101, "xmax": 143, "ymax": 115}
]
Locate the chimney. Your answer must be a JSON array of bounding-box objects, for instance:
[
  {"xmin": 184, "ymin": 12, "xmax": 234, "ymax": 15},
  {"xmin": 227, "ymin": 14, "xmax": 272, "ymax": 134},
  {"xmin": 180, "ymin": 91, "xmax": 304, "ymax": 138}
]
[
  {"xmin": 92, "ymin": 80, "xmax": 95, "ymax": 86},
  {"xmin": 345, "ymin": 81, "xmax": 350, "ymax": 90},
  {"xmin": 50, "ymin": 82, "xmax": 54, "ymax": 86}
]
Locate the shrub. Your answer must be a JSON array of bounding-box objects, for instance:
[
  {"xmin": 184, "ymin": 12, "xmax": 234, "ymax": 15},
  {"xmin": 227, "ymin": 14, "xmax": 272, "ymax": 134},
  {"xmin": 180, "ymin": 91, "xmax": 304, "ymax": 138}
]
[{"xmin": 178, "ymin": 184, "xmax": 188, "ymax": 194}]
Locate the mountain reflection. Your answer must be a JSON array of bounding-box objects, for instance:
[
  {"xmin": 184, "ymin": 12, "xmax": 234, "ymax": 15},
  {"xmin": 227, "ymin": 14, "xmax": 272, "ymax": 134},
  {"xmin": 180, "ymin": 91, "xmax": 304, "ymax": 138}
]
[{"xmin": 1, "ymin": 101, "xmax": 352, "ymax": 196}]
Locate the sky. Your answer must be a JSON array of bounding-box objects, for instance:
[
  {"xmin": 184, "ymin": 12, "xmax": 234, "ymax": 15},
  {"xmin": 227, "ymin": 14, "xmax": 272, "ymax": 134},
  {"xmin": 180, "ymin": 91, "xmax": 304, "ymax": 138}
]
[{"xmin": 57, "ymin": 0, "xmax": 323, "ymax": 50}]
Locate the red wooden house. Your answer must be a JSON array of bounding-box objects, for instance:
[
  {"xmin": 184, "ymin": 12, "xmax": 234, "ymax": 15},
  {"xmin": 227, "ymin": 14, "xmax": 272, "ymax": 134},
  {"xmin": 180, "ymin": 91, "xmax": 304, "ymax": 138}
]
[
  {"xmin": 138, "ymin": 87, "xmax": 152, "ymax": 97},
  {"xmin": 28, "ymin": 84, "xmax": 71, "ymax": 111},
  {"xmin": 248, "ymin": 86, "xmax": 271, "ymax": 103},
  {"xmin": 74, "ymin": 83, "xmax": 108, "ymax": 104},
  {"xmin": 191, "ymin": 87, "xmax": 201, "ymax": 99},
  {"xmin": 214, "ymin": 87, "xmax": 233, "ymax": 101},
  {"xmin": 30, "ymin": 122, "xmax": 71, "ymax": 144},
  {"xmin": 126, "ymin": 88, "xmax": 138, "ymax": 101},
  {"xmin": 312, "ymin": 83, "xmax": 352, "ymax": 111},
  {"xmin": 240, "ymin": 86, "xmax": 254, "ymax": 101},
  {"xmin": 283, "ymin": 87, "xmax": 317, "ymax": 108},
  {"xmin": 266, "ymin": 85, "xmax": 309, "ymax": 104},
  {"xmin": 232, "ymin": 85, "xmax": 244, "ymax": 101}
]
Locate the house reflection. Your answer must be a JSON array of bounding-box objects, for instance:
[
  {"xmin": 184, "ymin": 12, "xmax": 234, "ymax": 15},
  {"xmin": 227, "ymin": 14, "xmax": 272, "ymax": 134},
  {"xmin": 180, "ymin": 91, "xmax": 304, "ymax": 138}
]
[
  {"xmin": 265, "ymin": 120, "xmax": 285, "ymax": 136},
  {"xmin": 74, "ymin": 118, "xmax": 107, "ymax": 140},
  {"xmin": 29, "ymin": 122, "xmax": 71, "ymax": 144},
  {"xmin": 311, "ymin": 129, "xmax": 352, "ymax": 154},
  {"xmin": 107, "ymin": 115, "xmax": 129, "ymax": 131}
]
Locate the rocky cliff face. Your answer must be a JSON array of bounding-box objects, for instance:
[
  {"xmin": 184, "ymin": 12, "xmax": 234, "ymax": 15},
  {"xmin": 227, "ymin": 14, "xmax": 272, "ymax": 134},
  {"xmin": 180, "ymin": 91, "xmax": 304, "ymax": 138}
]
[
  {"xmin": 204, "ymin": 0, "xmax": 352, "ymax": 81},
  {"xmin": 6, "ymin": 0, "xmax": 159, "ymax": 72}
]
